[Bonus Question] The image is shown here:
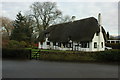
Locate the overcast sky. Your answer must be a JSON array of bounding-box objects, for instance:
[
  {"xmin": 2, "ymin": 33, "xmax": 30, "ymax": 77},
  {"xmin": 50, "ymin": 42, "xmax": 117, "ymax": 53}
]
[{"xmin": 0, "ymin": 0, "xmax": 119, "ymax": 36}]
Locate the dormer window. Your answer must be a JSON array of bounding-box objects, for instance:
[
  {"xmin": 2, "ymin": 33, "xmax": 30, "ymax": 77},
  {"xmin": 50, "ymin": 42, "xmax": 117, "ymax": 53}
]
[
  {"xmin": 45, "ymin": 33, "xmax": 50, "ymax": 38},
  {"xmin": 96, "ymin": 32, "xmax": 99, "ymax": 36}
]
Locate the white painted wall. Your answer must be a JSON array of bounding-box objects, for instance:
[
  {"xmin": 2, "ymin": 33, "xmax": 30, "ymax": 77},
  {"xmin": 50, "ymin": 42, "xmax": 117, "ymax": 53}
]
[
  {"xmin": 38, "ymin": 38, "xmax": 50, "ymax": 49},
  {"xmin": 91, "ymin": 30, "xmax": 105, "ymax": 51}
]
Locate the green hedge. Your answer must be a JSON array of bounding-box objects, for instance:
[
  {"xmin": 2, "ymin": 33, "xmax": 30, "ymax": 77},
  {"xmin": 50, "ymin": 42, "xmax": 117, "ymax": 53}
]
[
  {"xmin": 2, "ymin": 48, "xmax": 31, "ymax": 59},
  {"xmin": 95, "ymin": 50, "xmax": 120, "ymax": 62},
  {"xmin": 38, "ymin": 51, "xmax": 95, "ymax": 62},
  {"xmin": 2, "ymin": 48, "xmax": 120, "ymax": 62},
  {"xmin": 105, "ymin": 43, "xmax": 120, "ymax": 49},
  {"xmin": 38, "ymin": 49, "xmax": 120, "ymax": 62}
]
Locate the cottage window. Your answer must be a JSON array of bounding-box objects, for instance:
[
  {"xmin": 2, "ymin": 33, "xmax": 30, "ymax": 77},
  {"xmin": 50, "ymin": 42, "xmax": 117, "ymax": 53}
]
[
  {"xmin": 63, "ymin": 43, "xmax": 66, "ymax": 47},
  {"xmin": 81, "ymin": 42, "xmax": 89, "ymax": 48},
  {"xmin": 40, "ymin": 42, "xmax": 43, "ymax": 45},
  {"xmin": 107, "ymin": 41, "xmax": 110, "ymax": 43},
  {"xmin": 111, "ymin": 41, "xmax": 115, "ymax": 43},
  {"xmin": 66, "ymin": 43, "xmax": 69, "ymax": 48},
  {"xmin": 47, "ymin": 42, "xmax": 50, "ymax": 45},
  {"xmin": 116, "ymin": 41, "xmax": 119, "ymax": 43},
  {"xmin": 101, "ymin": 42, "xmax": 103, "ymax": 48},
  {"xmin": 69, "ymin": 43, "xmax": 72, "ymax": 48},
  {"xmin": 58, "ymin": 43, "xmax": 61, "ymax": 47},
  {"xmin": 94, "ymin": 42, "xmax": 97, "ymax": 48},
  {"xmin": 53, "ymin": 42, "xmax": 56, "ymax": 46},
  {"xmin": 96, "ymin": 32, "xmax": 99, "ymax": 36},
  {"xmin": 66, "ymin": 43, "xmax": 72, "ymax": 48}
]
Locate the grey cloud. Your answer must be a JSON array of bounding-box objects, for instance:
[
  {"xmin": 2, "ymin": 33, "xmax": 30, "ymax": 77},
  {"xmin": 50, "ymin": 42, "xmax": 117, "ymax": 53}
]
[{"xmin": 1, "ymin": 1, "xmax": 118, "ymax": 35}]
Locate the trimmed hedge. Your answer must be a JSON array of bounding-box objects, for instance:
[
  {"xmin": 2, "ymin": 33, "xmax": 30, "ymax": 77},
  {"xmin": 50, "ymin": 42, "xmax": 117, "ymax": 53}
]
[
  {"xmin": 39, "ymin": 51, "xmax": 95, "ymax": 62},
  {"xmin": 2, "ymin": 48, "xmax": 120, "ymax": 62},
  {"xmin": 95, "ymin": 50, "xmax": 120, "ymax": 62},
  {"xmin": 38, "ymin": 49, "xmax": 120, "ymax": 62},
  {"xmin": 2, "ymin": 48, "xmax": 31, "ymax": 59},
  {"xmin": 105, "ymin": 43, "xmax": 120, "ymax": 49}
]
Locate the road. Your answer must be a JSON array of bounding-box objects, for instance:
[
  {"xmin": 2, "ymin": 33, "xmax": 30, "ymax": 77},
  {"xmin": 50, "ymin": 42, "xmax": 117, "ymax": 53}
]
[{"xmin": 2, "ymin": 59, "xmax": 118, "ymax": 78}]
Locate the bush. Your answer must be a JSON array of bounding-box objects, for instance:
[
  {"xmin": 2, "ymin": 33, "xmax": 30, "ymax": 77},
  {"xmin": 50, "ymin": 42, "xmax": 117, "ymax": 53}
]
[
  {"xmin": 2, "ymin": 48, "xmax": 31, "ymax": 59},
  {"xmin": 19, "ymin": 41, "xmax": 27, "ymax": 48},
  {"xmin": 7, "ymin": 40, "xmax": 20, "ymax": 48},
  {"xmin": 7, "ymin": 40, "xmax": 29, "ymax": 48},
  {"xmin": 105, "ymin": 43, "xmax": 120, "ymax": 49},
  {"xmin": 37, "ymin": 49, "xmax": 120, "ymax": 62},
  {"xmin": 39, "ymin": 51, "xmax": 96, "ymax": 62},
  {"xmin": 95, "ymin": 49, "xmax": 120, "ymax": 62}
]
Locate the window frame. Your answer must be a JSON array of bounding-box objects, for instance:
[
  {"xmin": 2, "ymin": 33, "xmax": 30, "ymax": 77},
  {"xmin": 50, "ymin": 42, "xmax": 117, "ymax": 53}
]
[
  {"xmin": 81, "ymin": 41, "xmax": 89, "ymax": 48},
  {"xmin": 46, "ymin": 42, "xmax": 50, "ymax": 45},
  {"xmin": 94, "ymin": 42, "xmax": 97, "ymax": 48},
  {"xmin": 101, "ymin": 42, "xmax": 103, "ymax": 48}
]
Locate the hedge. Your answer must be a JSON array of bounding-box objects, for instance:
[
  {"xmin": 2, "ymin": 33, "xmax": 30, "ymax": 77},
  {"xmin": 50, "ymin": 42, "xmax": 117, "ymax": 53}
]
[
  {"xmin": 105, "ymin": 43, "xmax": 120, "ymax": 49},
  {"xmin": 38, "ymin": 49, "xmax": 120, "ymax": 62},
  {"xmin": 95, "ymin": 49, "xmax": 120, "ymax": 62},
  {"xmin": 2, "ymin": 48, "xmax": 120, "ymax": 62},
  {"xmin": 2, "ymin": 48, "xmax": 31, "ymax": 59}
]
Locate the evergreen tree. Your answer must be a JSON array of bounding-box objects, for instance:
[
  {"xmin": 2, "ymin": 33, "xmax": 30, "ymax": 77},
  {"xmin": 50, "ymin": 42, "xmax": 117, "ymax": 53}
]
[
  {"xmin": 11, "ymin": 12, "xmax": 33, "ymax": 42},
  {"xmin": 107, "ymin": 32, "xmax": 109, "ymax": 40}
]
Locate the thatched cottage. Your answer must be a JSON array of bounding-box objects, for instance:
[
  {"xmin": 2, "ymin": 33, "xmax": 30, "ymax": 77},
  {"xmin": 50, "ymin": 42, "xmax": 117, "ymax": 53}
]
[{"xmin": 38, "ymin": 13, "xmax": 107, "ymax": 51}]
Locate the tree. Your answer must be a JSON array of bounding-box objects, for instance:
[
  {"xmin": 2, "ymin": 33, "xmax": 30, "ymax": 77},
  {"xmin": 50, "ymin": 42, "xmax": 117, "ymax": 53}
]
[
  {"xmin": 0, "ymin": 17, "xmax": 14, "ymax": 48},
  {"xmin": 55, "ymin": 15, "xmax": 72, "ymax": 24},
  {"xmin": 30, "ymin": 2, "xmax": 62, "ymax": 31},
  {"xmin": 107, "ymin": 32, "xmax": 109, "ymax": 40},
  {"xmin": 0, "ymin": 17, "xmax": 14, "ymax": 36},
  {"xmin": 29, "ymin": 2, "xmax": 72, "ymax": 41},
  {"xmin": 11, "ymin": 12, "xmax": 33, "ymax": 42}
]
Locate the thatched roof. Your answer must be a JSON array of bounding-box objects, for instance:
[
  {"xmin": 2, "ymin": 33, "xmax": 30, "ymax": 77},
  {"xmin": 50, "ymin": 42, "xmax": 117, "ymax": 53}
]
[{"xmin": 39, "ymin": 17, "xmax": 107, "ymax": 42}]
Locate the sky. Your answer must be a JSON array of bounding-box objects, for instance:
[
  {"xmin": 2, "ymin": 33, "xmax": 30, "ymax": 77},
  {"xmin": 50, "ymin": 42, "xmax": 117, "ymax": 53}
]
[{"xmin": 0, "ymin": 0, "xmax": 119, "ymax": 36}]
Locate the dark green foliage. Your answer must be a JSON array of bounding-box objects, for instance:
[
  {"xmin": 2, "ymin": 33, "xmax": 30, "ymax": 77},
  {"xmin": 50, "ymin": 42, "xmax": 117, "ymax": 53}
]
[
  {"xmin": 10, "ymin": 12, "xmax": 33, "ymax": 42},
  {"xmin": 106, "ymin": 32, "xmax": 109, "ymax": 40},
  {"xmin": 37, "ymin": 50, "xmax": 95, "ymax": 62},
  {"xmin": 7, "ymin": 40, "xmax": 20, "ymax": 48},
  {"xmin": 2, "ymin": 48, "xmax": 31, "ymax": 59},
  {"xmin": 105, "ymin": 43, "xmax": 120, "ymax": 49},
  {"xmin": 19, "ymin": 41, "xmax": 27, "ymax": 48},
  {"xmin": 7, "ymin": 40, "xmax": 27, "ymax": 48},
  {"xmin": 95, "ymin": 50, "xmax": 120, "ymax": 62},
  {"xmin": 3, "ymin": 48, "xmax": 119, "ymax": 62},
  {"xmin": 33, "ymin": 49, "xmax": 120, "ymax": 62}
]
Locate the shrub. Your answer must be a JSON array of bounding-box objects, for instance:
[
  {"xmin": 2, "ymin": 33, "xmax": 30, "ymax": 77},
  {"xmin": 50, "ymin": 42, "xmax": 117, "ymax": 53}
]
[
  {"xmin": 105, "ymin": 43, "xmax": 120, "ymax": 49},
  {"xmin": 7, "ymin": 40, "xmax": 30, "ymax": 48},
  {"xmin": 38, "ymin": 49, "xmax": 120, "ymax": 62},
  {"xmin": 39, "ymin": 51, "xmax": 96, "ymax": 62},
  {"xmin": 19, "ymin": 41, "xmax": 27, "ymax": 48},
  {"xmin": 2, "ymin": 48, "xmax": 31, "ymax": 59},
  {"xmin": 7, "ymin": 40, "xmax": 20, "ymax": 48},
  {"xmin": 95, "ymin": 49, "xmax": 120, "ymax": 62}
]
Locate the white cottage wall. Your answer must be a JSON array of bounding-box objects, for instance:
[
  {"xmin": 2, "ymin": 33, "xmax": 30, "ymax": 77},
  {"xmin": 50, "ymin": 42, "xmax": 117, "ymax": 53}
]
[
  {"xmin": 91, "ymin": 31, "xmax": 105, "ymax": 51},
  {"xmin": 38, "ymin": 38, "xmax": 50, "ymax": 49}
]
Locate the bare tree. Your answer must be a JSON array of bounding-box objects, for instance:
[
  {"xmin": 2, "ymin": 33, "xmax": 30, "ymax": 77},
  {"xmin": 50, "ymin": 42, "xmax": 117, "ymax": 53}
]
[
  {"xmin": 0, "ymin": 17, "xmax": 14, "ymax": 36},
  {"xmin": 30, "ymin": 2, "xmax": 62, "ymax": 31},
  {"xmin": 56, "ymin": 15, "xmax": 72, "ymax": 24}
]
